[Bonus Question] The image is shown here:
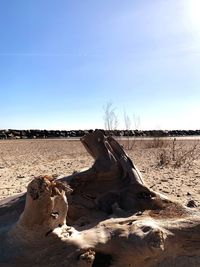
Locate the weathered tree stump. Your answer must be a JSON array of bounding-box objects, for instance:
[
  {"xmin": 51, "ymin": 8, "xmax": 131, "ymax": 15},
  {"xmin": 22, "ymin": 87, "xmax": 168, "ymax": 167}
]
[{"xmin": 0, "ymin": 130, "xmax": 200, "ymax": 267}]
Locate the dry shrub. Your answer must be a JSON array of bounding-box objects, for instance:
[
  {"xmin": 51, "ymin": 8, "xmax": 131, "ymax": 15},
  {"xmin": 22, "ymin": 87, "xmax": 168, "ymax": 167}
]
[
  {"xmin": 145, "ymin": 137, "xmax": 166, "ymax": 149},
  {"xmin": 121, "ymin": 137, "xmax": 166, "ymax": 151},
  {"xmin": 157, "ymin": 139, "xmax": 199, "ymax": 168},
  {"xmin": 120, "ymin": 137, "xmax": 136, "ymax": 150},
  {"xmin": 157, "ymin": 149, "xmax": 170, "ymax": 167}
]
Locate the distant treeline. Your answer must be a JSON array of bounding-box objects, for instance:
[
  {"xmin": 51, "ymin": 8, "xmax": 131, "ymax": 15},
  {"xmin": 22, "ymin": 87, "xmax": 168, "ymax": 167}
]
[{"xmin": 0, "ymin": 129, "xmax": 200, "ymax": 139}]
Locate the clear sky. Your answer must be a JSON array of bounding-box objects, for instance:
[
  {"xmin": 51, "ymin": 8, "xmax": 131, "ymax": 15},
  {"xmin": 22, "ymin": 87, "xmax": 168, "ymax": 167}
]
[{"xmin": 0, "ymin": 0, "xmax": 200, "ymax": 130}]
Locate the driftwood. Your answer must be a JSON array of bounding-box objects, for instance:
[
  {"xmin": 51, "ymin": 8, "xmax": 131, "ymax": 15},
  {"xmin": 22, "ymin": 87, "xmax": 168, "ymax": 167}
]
[{"xmin": 0, "ymin": 130, "xmax": 200, "ymax": 267}]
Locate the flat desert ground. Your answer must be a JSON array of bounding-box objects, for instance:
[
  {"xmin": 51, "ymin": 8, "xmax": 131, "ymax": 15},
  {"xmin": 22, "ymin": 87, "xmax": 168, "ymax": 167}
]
[{"xmin": 0, "ymin": 138, "xmax": 200, "ymax": 207}]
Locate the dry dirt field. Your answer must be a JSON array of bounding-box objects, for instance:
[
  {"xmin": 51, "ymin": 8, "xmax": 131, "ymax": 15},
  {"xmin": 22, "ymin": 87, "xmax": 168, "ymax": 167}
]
[{"xmin": 0, "ymin": 138, "xmax": 200, "ymax": 207}]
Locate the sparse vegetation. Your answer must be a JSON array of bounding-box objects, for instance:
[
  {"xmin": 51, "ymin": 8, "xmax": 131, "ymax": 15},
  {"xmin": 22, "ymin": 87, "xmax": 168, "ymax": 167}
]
[
  {"xmin": 123, "ymin": 112, "xmax": 141, "ymax": 150},
  {"xmin": 144, "ymin": 137, "xmax": 165, "ymax": 149},
  {"xmin": 156, "ymin": 139, "xmax": 199, "ymax": 168},
  {"xmin": 103, "ymin": 102, "xmax": 118, "ymax": 131},
  {"xmin": 123, "ymin": 112, "xmax": 134, "ymax": 150}
]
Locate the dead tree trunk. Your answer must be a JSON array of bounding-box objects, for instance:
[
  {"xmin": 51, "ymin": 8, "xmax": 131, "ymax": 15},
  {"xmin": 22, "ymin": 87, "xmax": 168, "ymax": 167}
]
[
  {"xmin": 0, "ymin": 130, "xmax": 200, "ymax": 267},
  {"xmin": 60, "ymin": 130, "xmax": 166, "ymax": 222}
]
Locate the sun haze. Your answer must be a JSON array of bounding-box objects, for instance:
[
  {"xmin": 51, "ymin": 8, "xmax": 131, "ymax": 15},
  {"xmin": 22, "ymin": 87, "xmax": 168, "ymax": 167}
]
[{"xmin": 0, "ymin": 0, "xmax": 200, "ymax": 130}]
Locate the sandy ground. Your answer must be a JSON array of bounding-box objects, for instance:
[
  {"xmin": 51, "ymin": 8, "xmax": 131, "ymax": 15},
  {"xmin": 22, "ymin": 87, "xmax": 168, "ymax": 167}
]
[{"xmin": 0, "ymin": 138, "xmax": 200, "ymax": 207}]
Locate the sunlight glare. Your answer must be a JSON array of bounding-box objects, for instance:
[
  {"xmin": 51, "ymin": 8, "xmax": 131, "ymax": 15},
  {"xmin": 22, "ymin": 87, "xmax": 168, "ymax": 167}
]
[{"xmin": 187, "ymin": 0, "xmax": 200, "ymax": 31}]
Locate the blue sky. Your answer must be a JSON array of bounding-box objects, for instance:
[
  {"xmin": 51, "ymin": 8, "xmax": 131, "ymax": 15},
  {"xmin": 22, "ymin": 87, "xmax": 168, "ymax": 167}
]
[{"xmin": 0, "ymin": 0, "xmax": 200, "ymax": 130}]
